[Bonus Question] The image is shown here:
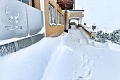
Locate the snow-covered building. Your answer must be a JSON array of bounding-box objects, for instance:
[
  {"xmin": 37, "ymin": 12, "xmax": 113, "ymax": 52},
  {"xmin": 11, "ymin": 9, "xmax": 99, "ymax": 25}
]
[
  {"xmin": 0, "ymin": 0, "xmax": 85, "ymax": 56},
  {"xmin": 18, "ymin": 0, "xmax": 68, "ymax": 37},
  {"xmin": 0, "ymin": 0, "xmax": 44, "ymax": 55},
  {"xmin": 18, "ymin": 0, "xmax": 85, "ymax": 37},
  {"xmin": 1, "ymin": 0, "xmax": 120, "ymax": 80}
]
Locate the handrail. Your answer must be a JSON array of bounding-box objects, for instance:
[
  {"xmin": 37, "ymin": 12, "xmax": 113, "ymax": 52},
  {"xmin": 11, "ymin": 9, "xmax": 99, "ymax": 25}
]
[{"xmin": 79, "ymin": 25, "xmax": 92, "ymax": 38}]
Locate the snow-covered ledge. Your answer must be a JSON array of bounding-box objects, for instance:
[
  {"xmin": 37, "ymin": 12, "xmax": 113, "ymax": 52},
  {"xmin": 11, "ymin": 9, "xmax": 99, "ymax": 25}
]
[
  {"xmin": 0, "ymin": 34, "xmax": 44, "ymax": 57},
  {"xmin": 57, "ymin": 24, "xmax": 62, "ymax": 26},
  {"xmin": 49, "ymin": 23, "xmax": 57, "ymax": 26}
]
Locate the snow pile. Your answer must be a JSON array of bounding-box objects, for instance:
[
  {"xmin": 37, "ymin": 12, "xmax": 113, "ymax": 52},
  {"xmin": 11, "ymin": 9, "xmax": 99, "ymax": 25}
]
[
  {"xmin": 0, "ymin": 28, "xmax": 120, "ymax": 80},
  {"xmin": 0, "ymin": 37, "xmax": 61, "ymax": 80},
  {"xmin": 42, "ymin": 28, "xmax": 120, "ymax": 80},
  {"xmin": 108, "ymin": 41, "xmax": 120, "ymax": 51}
]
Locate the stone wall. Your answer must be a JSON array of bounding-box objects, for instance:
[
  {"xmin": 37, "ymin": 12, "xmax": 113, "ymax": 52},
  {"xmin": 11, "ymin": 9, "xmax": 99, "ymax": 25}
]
[{"xmin": 0, "ymin": 34, "xmax": 44, "ymax": 57}]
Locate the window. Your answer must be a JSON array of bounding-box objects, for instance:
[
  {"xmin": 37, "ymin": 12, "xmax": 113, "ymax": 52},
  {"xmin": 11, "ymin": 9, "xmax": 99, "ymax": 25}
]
[
  {"xmin": 32, "ymin": 0, "xmax": 35, "ymax": 7},
  {"xmin": 61, "ymin": 15, "xmax": 64, "ymax": 26},
  {"xmin": 49, "ymin": 4, "xmax": 55, "ymax": 26},
  {"xmin": 18, "ymin": 0, "xmax": 29, "ymax": 5},
  {"xmin": 57, "ymin": 11, "xmax": 61, "ymax": 25}
]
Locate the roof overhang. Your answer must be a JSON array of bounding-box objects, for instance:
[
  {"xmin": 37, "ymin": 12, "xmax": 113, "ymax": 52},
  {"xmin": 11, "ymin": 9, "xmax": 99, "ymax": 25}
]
[{"xmin": 69, "ymin": 10, "xmax": 85, "ymax": 18}]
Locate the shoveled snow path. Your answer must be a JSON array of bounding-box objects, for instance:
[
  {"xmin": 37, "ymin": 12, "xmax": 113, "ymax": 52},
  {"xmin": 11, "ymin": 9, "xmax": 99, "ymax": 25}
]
[
  {"xmin": 42, "ymin": 28, "xmax": 120, "ymax": 80},
  {"xmin": 42, "ymin": 28, "xmax": 94, "ymax": 80},
  {"xmin": 0, "ymin": 27, "xmax": 120, "ymax": 80}
]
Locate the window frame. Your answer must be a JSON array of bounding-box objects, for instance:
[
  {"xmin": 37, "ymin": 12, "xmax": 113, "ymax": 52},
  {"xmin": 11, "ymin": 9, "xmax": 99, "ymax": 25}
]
[
  {"xmin": 18, "ymin": 0, "xmax": 29, "ymax": 5},
  {"xmin": 61, "ymin": 15, "xmax": 64, "ymax": 26},
  {"xmin": 49, "ymin": 3, "xmax": 56, "ymax": 26},
  {"xmin": 57, "ymin": 11, "xmax": 61, "ymax": 25}
]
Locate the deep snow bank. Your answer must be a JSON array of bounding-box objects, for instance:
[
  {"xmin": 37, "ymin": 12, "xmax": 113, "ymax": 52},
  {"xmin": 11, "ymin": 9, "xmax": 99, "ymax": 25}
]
[
  {"xmin": 42, "ymin": 28, "xmax": 120, "ymax": 80},
  {"xmin": 0, "ymin": 37, "xmax": 61, "ymax": 80},
  {"xmin": 0, "ymin": 28, "xmax": 120, "ymax": 80}
]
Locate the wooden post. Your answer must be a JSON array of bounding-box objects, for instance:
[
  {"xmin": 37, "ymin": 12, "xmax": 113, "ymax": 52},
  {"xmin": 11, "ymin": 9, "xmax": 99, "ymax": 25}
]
[
  {"xmin": 64, "ymin": 9, "xmax": 68, "ymax": 30},
  {"xmin": 73, "ymin": 0, "xmax": 75, "ymax": 9}
]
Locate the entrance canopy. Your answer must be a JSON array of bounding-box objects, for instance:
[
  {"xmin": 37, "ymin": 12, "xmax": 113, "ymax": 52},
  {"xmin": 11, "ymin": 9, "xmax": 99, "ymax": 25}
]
[
  {"xmin": 69, "ymin": 10, "xmax": 85, "ymax": 25},
  {"xmin": 69, "ymin": 10, "xmax": 85, "ymax": 18}
]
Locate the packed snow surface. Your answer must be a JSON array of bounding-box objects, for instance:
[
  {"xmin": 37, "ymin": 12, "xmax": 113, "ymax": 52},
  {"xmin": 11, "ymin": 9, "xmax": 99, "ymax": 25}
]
[{"xmin": 0, "ymin": 27, "xmax": 120, "ymax": 80}]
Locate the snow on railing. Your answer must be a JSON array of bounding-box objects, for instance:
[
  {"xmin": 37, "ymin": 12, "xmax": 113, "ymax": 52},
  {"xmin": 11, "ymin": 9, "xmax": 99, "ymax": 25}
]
[{"xmin": 79, "ymin": 27, "xmax": 91, "ymax": 44}]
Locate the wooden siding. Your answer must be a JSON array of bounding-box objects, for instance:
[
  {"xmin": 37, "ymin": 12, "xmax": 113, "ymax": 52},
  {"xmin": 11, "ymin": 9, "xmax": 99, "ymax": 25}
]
[{"xmin": 44, "ymin": 0, "xmax": 64, "ymax": 37}]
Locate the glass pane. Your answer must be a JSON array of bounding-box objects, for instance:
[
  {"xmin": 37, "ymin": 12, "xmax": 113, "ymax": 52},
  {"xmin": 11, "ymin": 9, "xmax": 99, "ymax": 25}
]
[
  {"xmin": 49, "ymin": 4, "xmax": 55, "ymax": 25},
  {"xmin": 57, "ymin": 11, "xmax": 61, "ymax": 24},
  {"xmin": 22, "ymin": 0, "xmax": 29, "ymax": 4}
]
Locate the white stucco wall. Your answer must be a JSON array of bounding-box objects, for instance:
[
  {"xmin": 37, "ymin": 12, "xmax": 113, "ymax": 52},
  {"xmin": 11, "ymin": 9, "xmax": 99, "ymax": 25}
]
[
  {"xmin": 40, "ymin": 0, "xmax": 46, "ymax": 37},
  {"xmin": 0, "ymin": 0, "xmax": 43, "ymax": 40}
]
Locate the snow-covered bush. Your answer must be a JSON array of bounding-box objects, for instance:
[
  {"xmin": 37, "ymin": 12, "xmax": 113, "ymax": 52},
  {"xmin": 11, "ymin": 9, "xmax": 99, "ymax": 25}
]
[
  {"xmin": 95, "ymin": 30, "xmax": 109, "ymax": 43},
  {"xmin": 94, "ymin": 29, "xmax": 120, "ymax": 45},
  {"xmin": 109, "ymin": 30, "xmax": 120, "ymax": 44}
]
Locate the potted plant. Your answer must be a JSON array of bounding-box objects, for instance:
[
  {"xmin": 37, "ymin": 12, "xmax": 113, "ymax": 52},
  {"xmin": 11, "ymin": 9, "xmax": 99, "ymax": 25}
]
[{"xmin": 92, "ymin": 25, "xmax": 96, "ymax": 31}]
